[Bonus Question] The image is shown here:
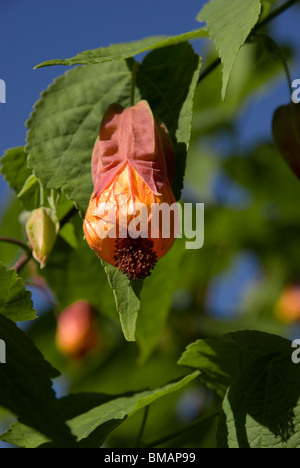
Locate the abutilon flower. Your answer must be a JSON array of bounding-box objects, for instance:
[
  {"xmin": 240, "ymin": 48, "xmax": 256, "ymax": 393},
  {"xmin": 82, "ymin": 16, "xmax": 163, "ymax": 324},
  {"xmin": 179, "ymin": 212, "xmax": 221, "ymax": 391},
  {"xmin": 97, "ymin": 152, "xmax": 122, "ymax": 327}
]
[{"xmin": 83, "ymin": 100, "xmax": 177, "ymax": 281}]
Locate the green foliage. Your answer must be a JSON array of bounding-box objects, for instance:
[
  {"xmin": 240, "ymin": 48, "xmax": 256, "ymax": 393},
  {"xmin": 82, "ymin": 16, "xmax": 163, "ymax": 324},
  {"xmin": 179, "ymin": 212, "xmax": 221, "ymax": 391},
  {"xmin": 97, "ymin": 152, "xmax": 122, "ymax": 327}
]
[
  {"xmin": 0, "ymin": 371, "xmax": 199, "ymax": 447},
  {"xmin": 197, "ymin": 0, "xmax": 262, "ymax": 99},
  {"xmin": 179, "ymin": 330, "xmax": 291, "ymax": 397},
  {"xmin": 179, "ymin": 331, "xmax": 300, "ymax": 448},
  {"xmin": 0, "ymin": 262, "xmax": 36, "ymax": 321},
  {"xmin": 217, "ymin": 354, "xmax": 300, "ymax": 448},
  {"xmin": 101, "ymin": 261, "xmax": 143, "ymax": 342},
  {"xmin": 0, "ymin": 315, "xmax": 75, "ymax": 446},
  {"xmin": 136, "ymin": 237, "xmax": 186, "ymax": 363},
  {"xmin": 0, "ymin": 0, "xmax": 300, "ymax": 449}
]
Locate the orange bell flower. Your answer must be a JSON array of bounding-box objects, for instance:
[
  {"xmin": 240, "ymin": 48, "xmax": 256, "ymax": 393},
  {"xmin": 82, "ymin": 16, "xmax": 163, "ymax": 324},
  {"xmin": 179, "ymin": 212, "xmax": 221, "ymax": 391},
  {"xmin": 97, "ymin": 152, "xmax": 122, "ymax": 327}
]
[{"xmin": 83, "ymin": 100, "xmax": 177, "ymax": 281}]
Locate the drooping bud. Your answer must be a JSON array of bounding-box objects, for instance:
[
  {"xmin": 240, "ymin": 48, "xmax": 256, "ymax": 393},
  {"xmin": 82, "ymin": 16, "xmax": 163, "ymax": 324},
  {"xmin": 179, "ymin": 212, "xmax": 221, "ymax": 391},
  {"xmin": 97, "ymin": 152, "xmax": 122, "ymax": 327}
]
[
  {"xmin": 25, "ymin": 207, "xmax": 59, "ymax": 268},
  {"xmin": 84, "ymin": 100, "xmax": 178, "ymax": 280},
  {"xmin": 275, "ymin": 286, "xmax": 300, "ymax": 324},
  {"xmin": 56, "ymin": 300, "xmax": 100, "ymax": 361},
  {"xmin": 272, "ymin": 102, "xmax": 300, "ymax": 179}
]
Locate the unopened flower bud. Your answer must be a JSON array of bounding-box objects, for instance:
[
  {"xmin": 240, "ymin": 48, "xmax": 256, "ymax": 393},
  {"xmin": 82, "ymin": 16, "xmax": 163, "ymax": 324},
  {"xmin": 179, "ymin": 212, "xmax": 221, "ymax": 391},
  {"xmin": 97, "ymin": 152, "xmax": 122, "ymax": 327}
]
[
  {"xmin": 25, "ymin": 207, "xmax": 59, "ymax": 268},
  {"xmin": 275, "ymin": 286, "xmax": 300, "ymax": 324},
  {"xmin": 56, "ymin": 300, "xmax": 100, "ymax": 360}
]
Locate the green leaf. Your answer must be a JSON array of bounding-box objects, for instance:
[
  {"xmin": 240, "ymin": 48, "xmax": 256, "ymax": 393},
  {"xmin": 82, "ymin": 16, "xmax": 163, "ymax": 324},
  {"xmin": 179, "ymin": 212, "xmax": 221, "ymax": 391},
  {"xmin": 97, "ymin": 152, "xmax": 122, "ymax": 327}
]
[
  {"xmin": 197, "ymin": 0, "xmax": 261, "ymax": 99},
  {"xmin": 1, "ymin": 372, "xmax": 199, "ymax": 448},
  {"xmin": 137, "ymin": 43, "xmax": 201, "ymax": 200},
  {"xmin": 0, "ymin": 423, "xmax": 48, "ymax": 449},
  {"xmin": 178, "ymin": 330, "xmax": 291, "ymax": 397},
  {"xmin": 136, "ymin": 237, "xmax": 186, "ymax": 363},
  {"xmin": 27, "ymin": 59, "xmax": 137, "ymax": 215},
  {"xmin": 101, "ymin": 261, "xmax": 143, "ymax": 342},
  {"xmin": 217, "ymin": 355, "xmax": 300, "ymax": 448},
  {"xmin": 17, "ymin": 174, "xmax": 40, "ymax": 208},
  {"xmin": 67, "ymin": 371, "xmax": 200, "ymax": 444},
  {"xmin": 0, "ymin": 314, "xmax": 75, "ymax": 446},
  {"xmin": 0, "ymin": 262, "xmax": 37, "ymax": 322},
  {"xmin": 34, "ymin": 29, "xmax": 207, "ymax": 68}
]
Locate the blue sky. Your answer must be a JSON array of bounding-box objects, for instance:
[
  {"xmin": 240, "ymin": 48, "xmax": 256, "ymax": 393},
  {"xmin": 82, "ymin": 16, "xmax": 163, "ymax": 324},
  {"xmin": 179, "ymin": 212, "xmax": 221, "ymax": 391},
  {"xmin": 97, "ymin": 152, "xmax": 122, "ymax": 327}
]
[
  {"xmin": 0, "ymin": 0, "xmax": 300, "ymax": 223},
  {"xmin": 1, "ymin": 1, "xmax": 299, "ymax": 314},
  {"xmin": 0, "ymin": 0, "xmax": 210, "ymax": 209},
  {"xmin": 0, "ymin": 0, "xmax": 299, "ymax": 209}
]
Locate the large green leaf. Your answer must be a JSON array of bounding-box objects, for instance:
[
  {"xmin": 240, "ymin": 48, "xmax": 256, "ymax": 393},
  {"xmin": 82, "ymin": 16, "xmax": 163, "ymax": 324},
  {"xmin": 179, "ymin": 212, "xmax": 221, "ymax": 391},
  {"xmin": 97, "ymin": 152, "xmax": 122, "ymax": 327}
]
[
  {"xmin": 0, "ymin": 262, "xmax": 37, "ymax": 322},
  {"xmin": 178, "ymin": 330, "xmax": 291, "ymax": 397},
  {"xmin": 136, "ymin": 237, "xmax": 186, "ymax": 363},
  {"xmin": 69, "ymin": 371, "xmax": 199, "ymax": 443},
  {"xmin": 34, "ymin": 29, "xmax": 207, "ymax": 68},
  {"xmin": 1, "ymin": 392, "xmax": 124, "ymax": 448},
  {"xmin": 1, "ymin": 372, "xmax": 199, "ymax": 448},
  {"xmin": 137, "ymin": 43, "xmax": 201, "ymax": 200},
  {"xmin": 27, "ymin": 60, "xmax": 136, "ymax": 215},
  {"xmin": 0, "ymin": 315, "xmax": 75, "ymax": 446},
  {"xmin": 217, "ymin": 355, "xmax": 300, "ymax": 448},
  {"xmin": 101, "ymin": 261, "xmax": 143, "ymax": 342},
  {"xmin": 197, "ymin": 0, "xmax": 261, "ymax": 99}
]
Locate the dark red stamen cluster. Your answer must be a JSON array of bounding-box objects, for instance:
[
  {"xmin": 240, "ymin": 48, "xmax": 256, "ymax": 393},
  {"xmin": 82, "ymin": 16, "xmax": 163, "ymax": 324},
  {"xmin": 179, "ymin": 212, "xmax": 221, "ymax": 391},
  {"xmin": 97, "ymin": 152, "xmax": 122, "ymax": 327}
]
[{"xmin": 114, "ymin": 237, "xmax": 157, "ymax": 281}]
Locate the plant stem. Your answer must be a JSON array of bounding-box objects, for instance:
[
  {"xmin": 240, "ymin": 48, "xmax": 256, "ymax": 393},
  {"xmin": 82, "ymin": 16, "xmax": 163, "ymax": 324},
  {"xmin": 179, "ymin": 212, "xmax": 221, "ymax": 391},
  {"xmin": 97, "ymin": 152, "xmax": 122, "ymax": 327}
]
[
  {"xmin": 197, "ymin": 58, "xmax": 220, "ymax": 84},
  {"xmin": 255, "ymin": 33, "xmax": 293, "ymax": 96},
  {"xmin": 0, "ymin": 236, "xmax": 32, "ymax": 256},
  {"xmin": 39, "ymin": 181, "xmax": 45, "ymax": 206},
  {"xmin": 135, "ymin": 405, "xmax": 150, "ymax": 448},
  {"xmin": 13, "ymin": 253, "xmax": 32, "ymax": 273},
  {"xmin": 146, "ymin": 408, "xmax": 220, "ymax": 448},
  {"xmin": 253, "ymin": 0, "xmax": 300, "ymax": 32},
  {"xmin": 197, "ymin": 0, "xmax": 299, "ymax": 85},
  {"xmin": 130, "ymin": 62, "xmax": 138, "ymax": 107},
  {"xmin": 60, "ymin": 205, "xmax": 78, "ymax": 228}
]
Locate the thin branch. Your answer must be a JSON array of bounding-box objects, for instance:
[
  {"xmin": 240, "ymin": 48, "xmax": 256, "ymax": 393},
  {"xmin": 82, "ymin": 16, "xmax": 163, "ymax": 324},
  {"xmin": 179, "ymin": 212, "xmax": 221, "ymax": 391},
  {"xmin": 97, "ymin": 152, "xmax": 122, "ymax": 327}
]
[
  {"xmin": 197, "ymin": 0, "xmax": 299, "ymax": 85},
  {"xmin": 135, "ymin": 405, "xmax": 150, "ymax": 448},
  {"xmin": 253, "ymin": 0, "xmax": 300, "ymax": 32},
  {"xmin": 255, "ymin": 33, "xmax": 293, "ymax": 96},
  {"xmin": 0, "ymin": 236, "xmax": 32, "ymax": 256},
  {"xmin": 60, "ymin": 205, "xmax": 78, "ymax": 229},
  {"xmin": 13, "ymin": 254, "xmax": 32, "ymax": 274},
  {"xmin": 197, "ymin": 58, "xmax": 220, "ymax": 84},
  {"xmin": 146, "ymin": 408, "xmax": 220, "ymax": 448},
  {"xmin": 130, "ymin": 62, "xmax": 138, "ymax": 107}
]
